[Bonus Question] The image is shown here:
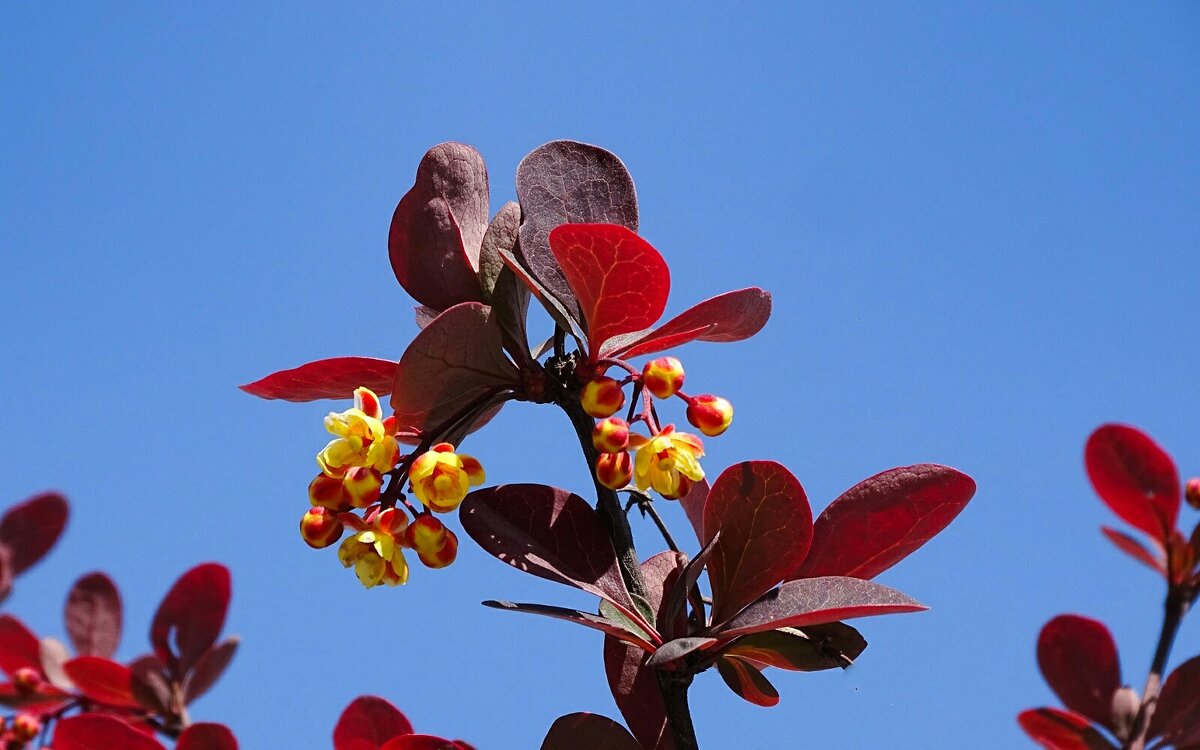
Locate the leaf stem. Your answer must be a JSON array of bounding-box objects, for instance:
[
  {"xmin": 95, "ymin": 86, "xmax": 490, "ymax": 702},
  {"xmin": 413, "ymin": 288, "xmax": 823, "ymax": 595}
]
[{"xmin": 1125, "ymin": 586, "xmax": 1191, "ymax": 750}]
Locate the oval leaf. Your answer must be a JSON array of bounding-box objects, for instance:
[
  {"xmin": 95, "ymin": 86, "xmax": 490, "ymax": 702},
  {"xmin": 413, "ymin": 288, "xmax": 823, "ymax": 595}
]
[
  {"xmin": 150, "ymin": 563, "xmax": 231, "ymax": 679},
  {"xmin": 1037, "ymin": 615, "xmax": 1121, "ymax": 731},
  {"xmin": 62, "ymin": 656, "xmax": 141, "ymax": 709},
  {"xmin": 1152, "ymin": 654, "xmax": 1200, "ymax": 745},
  {"xmin": 178, "ymin": 723, "xmax": 239, "ymax": 750},
  {"xmin": 239, "ymin": 357, "xmax": 398, "ymax": 402},
  {"xmin": 389, "ymin": 142, "xmax": 488, "ymax": 311},
  {"xmin": 605, "ymin": 287, "xmax": 773, "ymax": 359},
  {"xmin": 380, "ymin": 737, "xmax": 467, "ymax": 750},
  {"xmin": 0, "ymin": 491, "xmax": 68, "ymax": 575},
  {"xmin": 182, "ymin": 637, "xmax": 239, "ymax": 705},
  {"xmin": 129, "ymin": 654, "xmax": 171, "ymax": 715},
  {"xmin": 1086, "ymin": 424, "xmax": 1180, "ymax": 540},
  {"xmin": 53, "ymin": 714, "xmax": 166, "ymax": 750},
  {"xmin": 1018, "ymin": 707, "xmax": 1117, "ymax": 750},
  {"xmin": 717, "ymin": 576, "xmax": 926, "ymax": 639},
  {"xmin": 0, "ymin": 614, "xmax": 41, "ymax": 674},
  {"xmin": 65, "ymin": 572, "xmax": 122, "ymax": 658},
  {"xmin": 1100, "ymin": 526, "xmax": 1167, "ymax": 577},
  {"xmin": 724, "ymin": 623, "xmax": 867, "ymax": 672},
  {"xmin": 677, "ymin": 478, "xmax": 710, "ymax": 546},
  {"xmin": 645, "ymin": 637, "xmax": 717, "ymax": 669},
  {"xmin": 334, "ymin": 695, "xmax": 415, "ymax": 750},
  {"xmin": 548, "ymin": 224, "xmax": 669, "ymax": 358},
  {"xmin": 703, "ymin": 461, "xmax": 813, "ymax": 624},
  {"xmin": 717, "ymin": 655, "xmax": 780, "ymax": 707},
  {"xmin": 793, "ymin": 464, "xmax": 976, "ymax": 580},
  {"xmin": 541, "ymin": 713, "xmax": 641, "ymax": 750}
]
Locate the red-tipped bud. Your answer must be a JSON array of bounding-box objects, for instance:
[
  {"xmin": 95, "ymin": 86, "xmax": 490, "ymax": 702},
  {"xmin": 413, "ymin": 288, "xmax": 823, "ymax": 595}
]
[
  {"xmin": 12, "ymin": 713, "xmax": 41, "ymax": 742},
  {"xmin": 592, "ymin": 417, "xmax": 630, "ymax": 453},
  {"xmin": 1186, "ymin": 478, "xmax": 1200, "ymax": 510},
  {"xmin": 406, "ymin": 515, "xmax": 458, "ymax": 568},
  {"xmin": 343, "ymin": 467, "xmax": 384, "ymax": 508},
  {"xmin": 581, "ymin": 376, "xmax": 626, "ymax": 418},
  {"xmin": 309, "ymin": 473, "xmax": 351, "ymax": 511},
  {"xmin": 686, "ymin": 394, "xmax": 734, "ymax": 437},
  {"xmin": 596, "ymin": 451, "xmax": 633, "ymax": 490},
  {"xmin": 300, "ymin": 507, "xmax": 345, "ymax": 549},
  {"xmin": 11, "ymin": 668, "xmax": 40, "ymax": 695},
  {"xmin": 642, "ymin": 356, "xmax": 685, "ymax": 399}
]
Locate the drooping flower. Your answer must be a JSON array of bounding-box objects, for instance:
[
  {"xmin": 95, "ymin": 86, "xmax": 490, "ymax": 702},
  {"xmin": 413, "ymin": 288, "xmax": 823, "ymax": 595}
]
[
  {"xmin": 409, "ymin": 443, "xmax": 485, "ymax": 513},
  {"xmin": 629, "ymin": 425, "xmax": 705, "ymax": 500},
  {"xmin": 317, "ymin": 387, "xmax": 400, "ymax": 479},
  {"xmin": 406, "ymin": 515, "xmax": 459, "ymax": 569},
  {"xmin": 337, "ymin": 507, "xmax": 410, "ymax": 588}
]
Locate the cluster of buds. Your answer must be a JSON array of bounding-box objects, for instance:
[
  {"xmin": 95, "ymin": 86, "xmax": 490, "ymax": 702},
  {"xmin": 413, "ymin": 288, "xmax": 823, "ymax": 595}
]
[
  {"xmin": 1, "ymin": 713, "xmax": 41, "ymax": 747},
  {"xmin": 582, "ymin": 356, "xmax": 734, "ymax": 500},
  {"xmin": 299, "ymin": 388, "xmax": 483, "ymax": 588}
]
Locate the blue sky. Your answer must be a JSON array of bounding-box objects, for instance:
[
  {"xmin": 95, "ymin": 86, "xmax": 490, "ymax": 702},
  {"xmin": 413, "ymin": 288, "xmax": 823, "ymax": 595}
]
[{"xmin": 2, "ymin": 2, "xmax": 1198, "ymax": 747}]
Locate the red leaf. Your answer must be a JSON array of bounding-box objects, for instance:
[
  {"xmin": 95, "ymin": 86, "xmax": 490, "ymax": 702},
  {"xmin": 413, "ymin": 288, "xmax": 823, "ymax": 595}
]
[
  {"xmin": 53, "ymin": 714, "xmax": 166, "ymax": 750},
  {"xmin": 722, "ymin": 623, "xmax": 867, "ymax": 672},
  {"xmin": 703, "ymin": 461, "xmax": 813, "ymax": 624},
  {"xmin": 333, "ymin": 695, "xmax": 415, "ymax": 750},
  {"xmin": 1100, "ymin": 526, "xmax": 1167, "ymax": 576},
  {"xmin": 0, "ymin": 491, "xmax": 68, "ymax": 575},
  {"xmin": 1150, "ymin": 654, "xmax": 1200, "ymax": 744},
  {"xmin": 0, "ymin": 614, "xmax": 41, "ymax": 675},
  {"xmin": 65, "ymin": 572, "xmax": 122, "ymax": 658},
  {"xmin": 793, "ymin": 464, "xmax": 976, "ymax": 580},
  {"xmin": 63, "ymin": 656, "xmax": 141, "ymax": 709},
  {"xmin": 460, "ymin": 484, "xmax": 638, "ymax": 619},
  {"xmin": 548, "ymin": 224, "xmax": 669, "ymax": 359},
  {"xmin": 380, "ymin": 737, "xmax": 467, "ymax": 750},
  {"xmin": 677, "ymin": 478, "xmax": 709, "ymax": 546},
  {"xmin": 182, "ymin": 637, "xmax": 239, "ymax": 704},
  {"xmin": 716, "ymin": 576, "xmax": 926, "ymax": 639},
  {"xmin": 604, "ymin": 287, "xmax": 773, "ymax": 359},
  {"xmin": 128, "ymin": 654, "xmax": 171, "ymax": 714},
  {"xmin": 1037, "ymin": 615, "xmax": 1121, "ymax": 731},
  {"xmin": 1017, "ymin": 707, "xmax": 1116, "ymax": 750},
  {"xmin": 540, "ymin": 713, "xmax": 641, "ymax": 750},
  {"xmin": 150, "ymin": 563, "xmax": 231, "ymax": 679},
  {"xmin": 388, "ymin": 142, "xmax": 488, "ymax": 312},
  {"xmin": 177, "ymin": 723, "xmax": 239, "ymax": 750},
  {"xmin": 1086, "ymin": 424, "xmax": 1180, "ymax": 540},
  {"xmin": 482, "ymin": 601, "xmax": 657, "ymax": 652},
  {"xmin": 389, "ymin": 302, "xmax": 518, "ymax": 436},
  {"xmin": 239, "ymin": 357, "xmax": 398, "ymax": 402},
  {"xmin": 716, "ymin": 655, "xmax": 780, "ymax": 707}
]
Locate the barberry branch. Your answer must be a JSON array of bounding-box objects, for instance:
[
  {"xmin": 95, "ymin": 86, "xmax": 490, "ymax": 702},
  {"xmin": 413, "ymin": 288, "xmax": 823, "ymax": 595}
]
[{"xmin": 1125, "ymin": 585, "xmax": 1192, "ymax": 750}]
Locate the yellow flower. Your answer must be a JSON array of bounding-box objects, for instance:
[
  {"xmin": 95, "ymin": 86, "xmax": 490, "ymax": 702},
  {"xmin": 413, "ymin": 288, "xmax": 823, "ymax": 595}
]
[
  {"xmin": 317, "ymin": 387, "xmax": 400, "ymax": 478},
  {"xmin": 629, "ymin": 425, "xmax": 705, "ymax": 500},
  {"xmin": 337, "ymin": 507, "xmax": 410, "ymax": 588},
  {"xmin": 409, "ymin": 442, "xmax": 485, "ymax": 513}
]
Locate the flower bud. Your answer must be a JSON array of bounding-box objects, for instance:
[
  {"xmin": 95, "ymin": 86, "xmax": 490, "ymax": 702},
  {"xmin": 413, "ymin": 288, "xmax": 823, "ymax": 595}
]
[
  {"xmin": 12, "ymin": 713, "xmax": 41, "ymax": 743},
  {"xmin": 1111, "ymin": 685, "xmax": 1140, "ymax": 741},
  {"xmin": 300, "ymin": 507, "xmax": 345, "ymax": 549},
  {"xmin": 581, "ymin": 376, "xmax": 625, "ymax": 418},
  {"xmin": 1186, "ymin": 477, "xmax": 1200, "ymax": 510},
  {"xmin": 309, "ymin": 473, "xmax": 351, "ymax": 512},
  {"xmin": 406, "ymin": 515, "xmax": 459, "ymax": 569},
  {"xmin": 686, "ymin": 394, "xmax": 734, "ymax": 437},
  {"xmin": 592, "ymin": 417, "xmax": 630, "ymax": 454},
  {"xmin": 11, "ymin": 667, "xmax": 40, "ymax": 695},
  {"xmin": 596, "ymin": 451, "xmax": 633, "ymax": 490},
  {"xmin": 641, "ymin": 357, "xmax": 685, "ymax": 399},
  {"xmin": 343, "ymin": 467, "xmax": 384, "ymax": 508}
]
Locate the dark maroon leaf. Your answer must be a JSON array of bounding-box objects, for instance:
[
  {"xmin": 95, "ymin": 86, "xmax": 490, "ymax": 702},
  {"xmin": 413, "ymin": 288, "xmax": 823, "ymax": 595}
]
[
  {"xmin": 0, "ymin": 546, "xmax": 11, "ymax": 603},
  {"xmin": 333, "ymin": 695, "xmax": 415, "ymax": 750},
  {"xmin": 717, "ymin": 576, "xmax": 926, "ymax": 638},
  {"xmin": 63, "ymin": 656, "xmax": 141, "ymax": 709},
  {"xmin": 182, "ymin": 637, "xmax": 239, "ymax": 705},
  {"xmin": 1151, "ymin": 654, "xmax": 1200, "ymax": 744},
  {"xmin": 515, "ymin": 140, "xmax": 639, "ymax": 329},
  {"xmin": 1100, "ymin": 526, "xmax": 1167, "ymax": 576},
  {"xmin": 793, "ymin": 464, "xmax": 976, "ymax": 580},
  {"xmin": 177, "ymin": 723, "xmax": 239, "ymax": 750},
  {"xmin": 389, "ymin": 302, "xmax": 519, "ymax": 436},
  {"xmin": 716, "ymin": 655, "xmax": 779, "ymax": 707},
  {"xmin": 460, "ymin": 484, "xmax": 638, "ymax": 618},
  {"xmin": 129, "ymin": 654, "xmax": 171, "ymax": 714},
  {"xmin": 603, "ymin": 287, "xmax": 773, "ymax": 359},
  {"xmin": 0, "ymin": 614, "xmax": 41, "ymax": 674},
  {"xmin": 65, "ymin": 572, "xmax": 122, "ymax": 658},
  {"xmin": 389, "ymin": 142, "xmax": 488, "ymax": 311},
  {"xmin": 482, "ymin": 601, "xmax": 657, "ymax": 652},
  {"xmin": 479, "ymin": 201, "xmax": 521, "ymax": 301},
  {"xmin": 703, "ymin": 461, "xmax": 813, "ymax": 624},
  {"xmin": 53, "ymin": 714, "xmax": 166, "ymax": 750},
  {"xmin": 723, "ymin": 623, "xmax": 867, "ymax": 672},
  {"xmin": 645, "ymin": 637, "xmax": 717, "ymax": 669},
  {"xmin": 678, "ymin": 479, "xmax": 709, "ymax": 546},
  {"xmin": 415, "ymin": 305, "xmax": 440, "ymax": 329},
  {"xmin": 661, "ymin": 533, "xmax": 719, "ymax": 640},
  {"xmin": 239, "ymin": 357, "xmax": 398, "ymax": 402},
  {"xmin": 150, "ymin": 563, "xmax": 231, "ymax": 679},
  {"xmin": 1086, "ymin": 424, "xmax": 1180, "ymax": 540},
  {"xmin": 540, "ymin": 713, "xmax": 641, "ymax": 750},
  {"xmin": 0, "ymin": 491, "xmax": 68, "ymax": 575},
  {"xmin": 1037, "ymin": 615, "xmax": 1121, "ymax": 731},
  {"xmin": 1018, "ymin": 707, "xmax": 1117, "ymax": 750}
]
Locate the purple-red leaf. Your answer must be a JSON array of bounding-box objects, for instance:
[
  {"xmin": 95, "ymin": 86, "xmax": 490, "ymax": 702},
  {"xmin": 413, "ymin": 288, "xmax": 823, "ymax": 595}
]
[
  {"xmin": 62, "ymin": 656, "xmax": 141, "ymax": 709},
  {"xmin": 482, "ymin": 601, "xmax": 657, "ymax": 652},
  {"xmin": 53, "ymin": 714, "xmax": 166, "ymax": 750},
  {"xmin": 604, "ymin": 287, "xmax": 773, "ymax": 359},
  {"xmin": 1018, "ymin": 707, "xmax": 1116, "ymax": 750},
  {"xmin": 793, "ymin": 464, "xmax": 976, "ymax": 580},
  {"xmin": 182, "ymin": 637, "xmax": 239, "ymax": 705},
  {"xmin": 1150, "ymin": 654, "xmax": 1200, "ymax": 744},
  {"xmin": 65, "ymin": 572, "xmax": 122, "ymax": 658},
  {"xmin": 723, "ymin": 623, "xmax": 867, "ymax": 672},
  {"xmin": 0, "ymin": 492, "xmax": 68, "ymax": 575},
  {"xmin": 645, "ymin": 637, "xmax": 717, "ymax": 669},
  {"xmin": 150, "ymin": 563, "xmax": 231, "ymax": 679},
  {"xmin": 540, "ymin": 713, "xmax": 641, "ymax": 750},
  {"xmin": 380, "ymin": 738, "xmax": 469, "ymax": 750},
  {"xmin": 1086, "ymin": 424, "xmax": 1180, "ymax": 540},
  {"xmin": 661, "ymin": 533, "xmax": 719, "ymax": 641},
  {"xmin": 479, "ymin": 201, "xmax": 521, "ymax": 302},
  {"xmin": 333, "ymin": 696, "xmax": 415, "ymax": 750},
  {"xmin": 703, "ymin": 461, "xmax": 813, "ymax": 624},
  {"xmin": 239, "ymin": 357, "xmax": 398, "ymax": 402},
  {"xmin": 716, "ymin": 656, "xmax": 780, "ymax": 707},
  {"xmin": 389, "ymin": 302, "xmax": 518, "ymax": 436},
  {"xmin": 515, "ymin": 140, "xmax": 639, "ymax": 330},
  {"xmin": 389, "ymin": 142, "xmax": 488, "ymax": 311},
  {"xmin": 1100, "ymin": 526, "xmax": 1167, "ymax": 576},
  {"xmin": 716, "ymin": 576, "xmax": 926, "ymax": 639},
  {"xmin": 177, "ymin": 723, "xmax": 239, "ymax": 750},
  {"xmin": 460, "ymin": 484, "xmax": 636, "ymax": 617},
  {"xmin": 549, "ymin": 224, "xmax": 669, "ymax": 359},
  {"xmin": 0, "ymin": 615, "xmax": 41, "ymax": 675},
  {"xmin": 1036, "ymin": 615, "xmax": 1121, "ymax": 731},
  {"xmin": 678, "ymin": 478, "xmax": 709, "ymax": 546},
  {"xmin": 128, "ymin": 654, "xmax": 171, "ymax": 715}
]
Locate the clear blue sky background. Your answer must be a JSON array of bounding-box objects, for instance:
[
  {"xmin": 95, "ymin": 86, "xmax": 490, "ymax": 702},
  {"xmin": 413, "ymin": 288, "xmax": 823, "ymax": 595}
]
[{"xmin": 3, "ymin": 3, "xmax": 1198, "ymax": 748}]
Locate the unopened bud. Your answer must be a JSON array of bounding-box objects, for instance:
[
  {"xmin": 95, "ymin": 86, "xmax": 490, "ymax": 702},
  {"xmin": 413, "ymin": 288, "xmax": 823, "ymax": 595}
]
[
  {"xmin": 686, "ymin": 394, "xmax": 734, "ymax": 437},
  {"xmin": 406, "ymin": 515, "xmax": 458, "ymax": 568},
  {"xmin": 343, "ymin": 467, "xmax": 384, "ymax": 508},
  {"xmin": 300, "ymin": 507, "xmax": 345, "ymax": 549},
  {"xmin": 592, "ymin": 417, "xmax": 630, "ymax": 454},
  {"xmin": 642, "ymin": 357, "xmax": 685, "ymax": 399},
  {"xmin": 596, "ymin": 451, "xmax": 633, "ymax": 490},
  {"xmin": 12, "ymin": 713, "xmax": 41, "ymax": 742},
  {"xmin": 1186, "ymin": 477, "xmax": 1200, "ymax": 510},
  {"xmin": 581, "ymin": 377, "xmax": 626, "ymax": 418},
  {"xmin": 11, "ymin": 667, "xmax": 40, "ymax": 695},
  {"xmin": 309, "ymin": 473, "xmax": 351, "ymax": 512}
]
